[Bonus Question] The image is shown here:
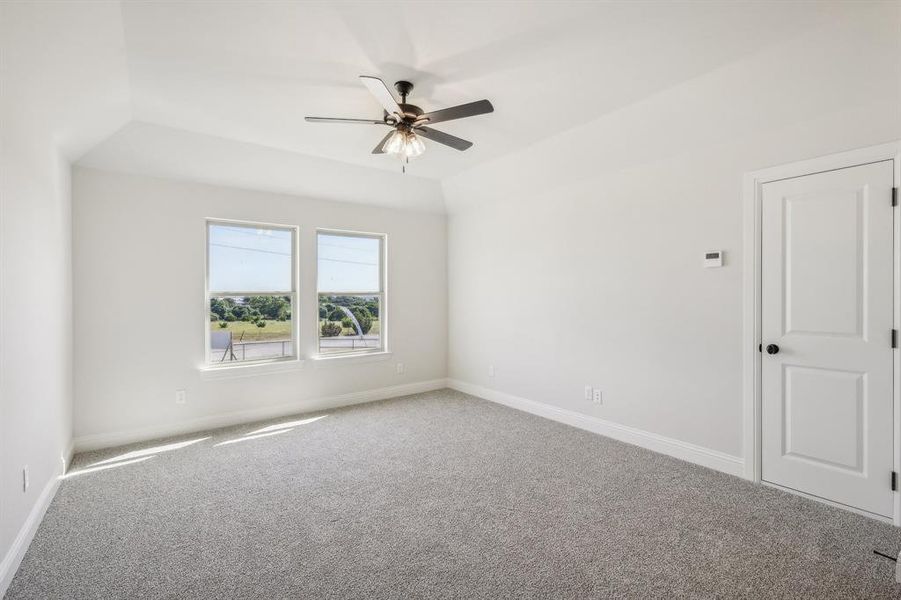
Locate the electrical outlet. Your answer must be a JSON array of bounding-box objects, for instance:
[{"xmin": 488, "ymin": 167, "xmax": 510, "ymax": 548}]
[
  {"xmin": 584, "ymin": 385, "xmax": 593, "ymax": 401},
  {"xmin": 22, "ymin": 466, "xmax": 29, "ymax": 492},
  {"xmin": 175, "ymin": 389, "xmax": 187, "ymax": 405},
  {"xmin": 592, "ymin": 389, "xmax": 602, "ymax": 404},
  {"xmin": 395, "ymin": 362, "xmax": 405, "ymax": 375},
  {"xmin": 488, "ymin": 365, "xmax": 495, "ymax": 378}
]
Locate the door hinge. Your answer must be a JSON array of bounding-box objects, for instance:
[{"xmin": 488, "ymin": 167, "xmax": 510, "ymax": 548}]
[
  {"xmin": 892, "ymin": 471, "xmax": 897, "ymax": 491},
  {"xmin": 893, "ymin": 329, "xmax": 898, "ymax": 349},
  {"xmin": 893, "ymin": 187, "xmax": 898, "ymax": 207}
]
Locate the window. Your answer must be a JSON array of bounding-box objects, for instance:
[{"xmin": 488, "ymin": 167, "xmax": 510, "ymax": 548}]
[
  {"xmin": 206, "ymin": 221, "xmax": 297, "ymax": 365},
  {"xmin": 317, "ymin": 230, "xmax": 385, "ymax": 356}
]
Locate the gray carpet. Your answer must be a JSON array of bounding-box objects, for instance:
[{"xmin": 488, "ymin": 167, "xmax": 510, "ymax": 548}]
[{"xmin": 6, "ymin": 389, "xmax": 901, "ymax": 599}]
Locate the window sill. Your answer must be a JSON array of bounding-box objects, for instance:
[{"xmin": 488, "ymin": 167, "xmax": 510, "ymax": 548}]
[
  {"xmin": 311, "ymin": 351, "xmax": 393, "ymax": 368},
  {"xmin": 199, "ymin": 358, "xmax": 305, "ymax": 381}
]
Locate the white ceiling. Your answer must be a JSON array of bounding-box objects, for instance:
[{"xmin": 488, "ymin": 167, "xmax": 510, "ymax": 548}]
[{"xmin": 78, "ymin": 0, "xmax": 853, "ymax": 184}]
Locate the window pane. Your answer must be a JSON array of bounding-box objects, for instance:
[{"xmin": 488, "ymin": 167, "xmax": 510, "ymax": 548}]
[
  {"xmin": 210, "ymin": 296, "xmax": 294, "ymax": 363},
  {"xmin": 317, "ymin": 234, "xmax": 380, "ymax": 293},
  {"xmin": 318, "ymin": 295, "xmax": 381, "ymax": 355},
  {"xmin": 209, "ymin": 224, "xmax": 292, "ymax": 293}
]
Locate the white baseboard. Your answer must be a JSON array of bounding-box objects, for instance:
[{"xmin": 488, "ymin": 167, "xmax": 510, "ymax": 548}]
[
  {"xmin": 0, "ymin": 463, "xmax": 63, "ymax": 597},
  {"xmin": 448, "ymin": 379, "xmax": 745, "ymax": 478},
  {"xmin": 64, "ymin": 439, "xmax": 74, "ymax": 472},
  {"xmin": 73, "ymin": 378, "xmax": 447, "ymax": 452}
]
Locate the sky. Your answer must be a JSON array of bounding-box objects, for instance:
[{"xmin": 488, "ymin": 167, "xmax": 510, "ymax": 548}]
[
  {"xmin": 208, "ymin": 224, "xmax": 381, "ymax": 294},
  {"xmin": 209, "ymin": 224, "xmax": 292, "ymax": 292},
  {"xmin": 317, "ymin": 233, "xmax": 380, "ymax": 293}
]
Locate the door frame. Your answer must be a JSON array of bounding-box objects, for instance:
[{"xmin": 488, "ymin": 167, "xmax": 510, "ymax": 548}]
[{"xmin": 742, "ymin": 141, "xmax": 901, "ymax": 524}]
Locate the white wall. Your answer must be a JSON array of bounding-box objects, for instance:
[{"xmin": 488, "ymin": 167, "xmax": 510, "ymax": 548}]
[
  {"xmin": 444, "ymin": 2, "xmax": 901, "ymax": 459},
  {"xmin": 72, "ymin": 168, "xmax": 447, "ymax": 447},
  {"xmin": 0, "ymin": 1, "xmax": 130, "ymax": 591}
]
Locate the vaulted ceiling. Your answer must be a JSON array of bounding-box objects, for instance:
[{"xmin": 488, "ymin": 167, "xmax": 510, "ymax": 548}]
[{"xmin": 66, "ymin": 0, "xmax": 875, "ymax": 210}]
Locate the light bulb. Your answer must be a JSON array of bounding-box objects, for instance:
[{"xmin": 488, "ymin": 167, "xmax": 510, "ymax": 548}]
[
  {"xmin": 383, "ymin": 130, "xmax": 406, "ymax": 155},
  {"xmin": 404, "ymin": 132, "xmax": 425, "ymax": 158}
]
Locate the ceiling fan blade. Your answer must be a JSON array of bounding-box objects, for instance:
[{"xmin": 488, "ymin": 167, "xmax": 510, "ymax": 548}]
[
  {"xmin": 372, "ymin": 130, "xmax": 395, "ymax": 155},
  {"xmin": 359, "ymin": 76, "xmax": 403, "ymax": 116},
  {"xmin": 415, "ymin": 127, "xmax": 473, "ymax": 151},
  {"xmin": 418, "ymin": 99, "xmax": 493, "ymax": 125},
  {"xmin": 305, "ymin": 117, "xmax": 386, "ymax": 125}
]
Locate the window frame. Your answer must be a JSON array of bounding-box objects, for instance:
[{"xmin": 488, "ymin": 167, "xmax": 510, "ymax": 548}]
[
  {"xmin": 204, "ymin": 218, "xmax": 300, "ymax": 368},
  {"xmin": 315, "ymin": 228, "xmax": 387, "ymax": 358}
]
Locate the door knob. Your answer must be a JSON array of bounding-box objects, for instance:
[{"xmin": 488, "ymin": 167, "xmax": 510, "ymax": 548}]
[{"xmin": 766, "ymin": 344, "xmax": 780, "ymax": 355}]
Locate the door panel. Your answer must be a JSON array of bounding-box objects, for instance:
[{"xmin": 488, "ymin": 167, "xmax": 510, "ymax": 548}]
[
  {"xmin": 784, "ymin": 190, "xmax": 863, "ymax": 337},
  {"xmin": 783, "ymin": 365, "xmax": 864, "ymax": 472},
  {"xmin": 761, "ymin": 160, "xmax": 894, "ymax": 518}
]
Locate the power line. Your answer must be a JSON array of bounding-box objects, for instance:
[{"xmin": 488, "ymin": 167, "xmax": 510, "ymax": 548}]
[
  {"xmin": 320, "ymin": 258, "xmax": 377, "ymax": 266},
  {"xmin": 210, "ymin": 243, "xmax": 291, "ymax": 256},
  {"xmin": 318, "ymin": 242, "xmax": 377, "ymax": 253},
  {"xmin": 211, "ymin": 243, "xmax": 376, "ymax": 266}
]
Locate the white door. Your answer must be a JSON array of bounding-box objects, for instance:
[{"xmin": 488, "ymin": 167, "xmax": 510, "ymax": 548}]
[{"xmin": 761, "ymin": 160, "xmax": 895, "ymax": 518}]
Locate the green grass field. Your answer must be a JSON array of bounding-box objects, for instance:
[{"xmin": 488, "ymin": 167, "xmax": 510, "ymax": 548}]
[
  {"xmin": 211, "ymin": 320, "xmax": 291, "ymax": 342},
  {"xmin": 212, "ymin": 319, "xmax": 380, "ymax": 341}
]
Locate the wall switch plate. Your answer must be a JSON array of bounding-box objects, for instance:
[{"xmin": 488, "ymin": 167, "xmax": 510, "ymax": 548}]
[
  {"xmin": 592, "ymin": 389, "xmax": 602, "ymax": 404},
  {"xmin": 175, "ymin": 389, "xmax": 187, "ymax": 404},
  {"xmin": 395, "ymin": 362, "xmax": 405, "ymax": 375},
  {"xmin": 488, "ymin": 365, "xmax": 495, "ymax": 378},
  {"xmin": 22, "ymin": 466, "xmax": 29, "ymax": 492},
  {"xmin": 585, "ymin": 385, "xmax": 593, "ymax": 401}
]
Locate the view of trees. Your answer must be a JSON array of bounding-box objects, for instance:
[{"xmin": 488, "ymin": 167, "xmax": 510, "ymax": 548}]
[
  {"xmin": 319, "ymin": 295, "xmax": 378, "ymax": 337},
  {"xmin": 209, "ymin": 295, "xmax": 379, "ymax": 340},
  {"xmin": 210, "ymin": 296, "xmax": 291, "ymax": 326}
]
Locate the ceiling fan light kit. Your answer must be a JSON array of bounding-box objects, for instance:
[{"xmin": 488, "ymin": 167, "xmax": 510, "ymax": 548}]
[
  {"xmin": 305, "ymin": 75, "xmax": 494, "ymax": 172},
  {"xmin": 383, "ymin": 129, "xmax": 425, "ymax": 159}
]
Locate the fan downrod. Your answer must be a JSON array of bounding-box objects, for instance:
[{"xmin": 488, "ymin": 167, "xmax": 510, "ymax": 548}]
[{"xmin": 394, "ymin": 80, "xmax": 414, "ymax": 102}]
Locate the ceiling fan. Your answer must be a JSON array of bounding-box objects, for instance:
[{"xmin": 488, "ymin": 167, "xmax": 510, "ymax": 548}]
[{"xmin": 305, "ymin": 76, "xmax": 493, "ymax": 167}]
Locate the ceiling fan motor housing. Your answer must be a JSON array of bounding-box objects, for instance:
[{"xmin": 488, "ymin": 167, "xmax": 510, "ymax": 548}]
[
  {"xmin": 385, "ymin": 106, "xmax": 424, "ymax": 128},
  {"xmin": 399, "ymin": 104, "xmax": 423, "ymax": 118}
]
